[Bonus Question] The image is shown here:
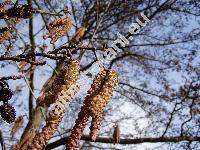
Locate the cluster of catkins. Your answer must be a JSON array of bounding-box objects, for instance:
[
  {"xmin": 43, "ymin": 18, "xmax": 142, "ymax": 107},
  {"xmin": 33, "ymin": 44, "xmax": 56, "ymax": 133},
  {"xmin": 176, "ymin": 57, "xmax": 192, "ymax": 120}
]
[
  {"xmin": 27, "ymin": 66, "xmax": 118, "ymax": 150},
  {"xmin": 0, "ymin": 81, "xmax": 16, "ymax": 123},
  {"xmin": 0, "ymin": 1, "xmax": 85, "ymax": 45},
  {"xmin": 66, "ymin": 69, "xmax": 119, "ymax": 150},
  {"xmin": 44, "ymin": 16, "xmax": 72, "ymax": 44},
  {"xmin": 28, "ymin": 60, "xmax": 80, "ymax": 150}
]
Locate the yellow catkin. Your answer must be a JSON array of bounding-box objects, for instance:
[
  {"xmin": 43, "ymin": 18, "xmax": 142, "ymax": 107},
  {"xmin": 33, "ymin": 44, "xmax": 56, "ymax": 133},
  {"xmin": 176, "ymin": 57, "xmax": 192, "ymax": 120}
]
[
  {"xmin": 86, "ymin": 69, "xmax": 118, "ymax": 117},
  {"xmin": 29, "ymin": 60, "xmax": 80, "ymax": 150},
  {"xmin": 66, "ymin": 69, "xmax": 118, "ymax": 149},
  {"xmin": 87, "ymin": 70, "xmax": 118, "ymax": 141},
  {"xmin": 38, "ymin": 60, "xmax": 80, "ymax": 107}
]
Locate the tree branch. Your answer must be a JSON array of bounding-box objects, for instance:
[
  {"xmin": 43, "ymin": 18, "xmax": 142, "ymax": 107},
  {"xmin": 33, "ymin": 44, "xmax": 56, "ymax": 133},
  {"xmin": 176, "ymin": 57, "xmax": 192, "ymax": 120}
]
[
  {"xmin": 27, "ymin": 0, "xmax": 35, "ymax": 121},
  {"xmin": 46, "ymin": 135, "xmax": 200, "ymax": 150}
]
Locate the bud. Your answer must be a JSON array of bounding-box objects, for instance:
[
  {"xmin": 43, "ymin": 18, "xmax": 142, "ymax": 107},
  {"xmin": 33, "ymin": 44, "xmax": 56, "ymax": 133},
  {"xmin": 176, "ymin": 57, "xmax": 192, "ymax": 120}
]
[{"xmin": 113, "ymin": 124, "xmax": 120, "ymax": 144}]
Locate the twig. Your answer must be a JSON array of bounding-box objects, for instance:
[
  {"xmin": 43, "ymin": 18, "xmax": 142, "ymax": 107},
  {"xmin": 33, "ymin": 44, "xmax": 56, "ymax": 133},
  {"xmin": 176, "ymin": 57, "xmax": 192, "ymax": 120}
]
[
  {"xmin": 23, "ymin": 76, "xmax": 37, "ymax": 100},
  {"xmin": 34, "ymin": 10, "xmax": 64, "ymax": 16},
  {"xmin": 0, "ymin": 74, "xmax": 24, "ymax": 81},
  {"xmin": 0, "ymin": 130, "xmax": 6, "ymax": 150}
]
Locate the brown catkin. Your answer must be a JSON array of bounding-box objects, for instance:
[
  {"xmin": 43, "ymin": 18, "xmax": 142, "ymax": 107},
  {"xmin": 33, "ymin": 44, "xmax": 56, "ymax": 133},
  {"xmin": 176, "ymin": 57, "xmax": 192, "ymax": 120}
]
[
  {"xmin": 44, "ymin": 16, "xmax": 72, "ymax": 44},
  {"xmin": 28, "ymin": 117, "xmax": 62, "ymax": 150},
  {"xmin": 29, "ymin": 60, "xmax": 80, "ymax": 150},
  {"xmin": 0, "ymin": 103, "xmax": 16, "ymax": 123},
  {"xmin": 0, "ymin": 0, "xmax": 13, "ymax": 14},
  {"xmin": 10, "ymin": 130, "xmax": 36, "ymax": 150},
  {"xmin": 38, "ymin": 60, "xmax": 80, "ymax": 107},
  {"xmin": 86, "ymin": 69, "xmax": 118, "ymax": 118},
  {"xmin": 89, "ymin": 114, "xmax": 103, "ymax": 141},
  {"xmin": 66, "ymin": 106, "xmax": 89, "ymax": 150},
  {"xmin": 0, "ymin": 27, "xmax": 11, "ymax": 44},
  {"xmin": 70, "ymin": 27, "xmax": 87, "ymax": 46},
  {"xmin": 66, "ymin": 69, "xmax": 118, "ymax": 150},
  {"xmin": 0, "ymin": 0, "xmax": 13, "ymax": 7}
]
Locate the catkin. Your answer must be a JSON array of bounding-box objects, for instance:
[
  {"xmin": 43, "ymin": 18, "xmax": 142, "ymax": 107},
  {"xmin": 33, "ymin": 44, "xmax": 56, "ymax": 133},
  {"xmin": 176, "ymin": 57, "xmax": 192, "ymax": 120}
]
[
  {"xmin": 38, "ymin": 60, "xmax": 80, "ymax": 107},
  {"xmin": 29, "ymin": 60, "xmax": 80, "ymax": 150},
  {"xmin": 44, "ymin": 16, "xmax": 72, "ymax": 44},
  {"xmin": 86, "ymin": 69, "xmax": 118, "ymax": 118},
  {"xmin": 66, "ymin": 69, "xmax": 118, "ymax": 149},
  {"xmin": 70, "ymin": 27, "xmax": 87, "ymax": 46}
]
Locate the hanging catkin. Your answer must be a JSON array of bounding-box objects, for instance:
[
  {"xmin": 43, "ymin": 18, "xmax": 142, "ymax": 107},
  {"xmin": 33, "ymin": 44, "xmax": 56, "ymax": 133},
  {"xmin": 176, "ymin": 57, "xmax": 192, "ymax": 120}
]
[
  {"xmin": 28, "ymin": 60, "xmax": 80, "ymax": 150},
  {"xmin": 70, "ymin": 27, "xmax": 87, "ymax": 46},
  {"xmin": 69, "ymin": 26, "xmax": 87, "ymax": 54},
  {"xmin": 37, "ymin": 60, "xmax": 80, "ymax": 107},
  {"xmin": 66, "ymin": 69, "xmax": 118, "ymax": 150}
]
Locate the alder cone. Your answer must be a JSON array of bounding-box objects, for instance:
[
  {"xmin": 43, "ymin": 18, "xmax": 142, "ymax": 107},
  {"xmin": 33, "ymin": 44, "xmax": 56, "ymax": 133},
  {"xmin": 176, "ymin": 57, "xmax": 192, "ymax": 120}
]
[
  {"xmin": 6, "ymin": 5, "xmax": 34, "ymax": 18},
  {"xmin": 0, "ymin": 103, "xmax": 16, "ymax": 123},
  {"xmin": 0, "ymin": 88, "xmax": 13, "ymax": 103}
]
